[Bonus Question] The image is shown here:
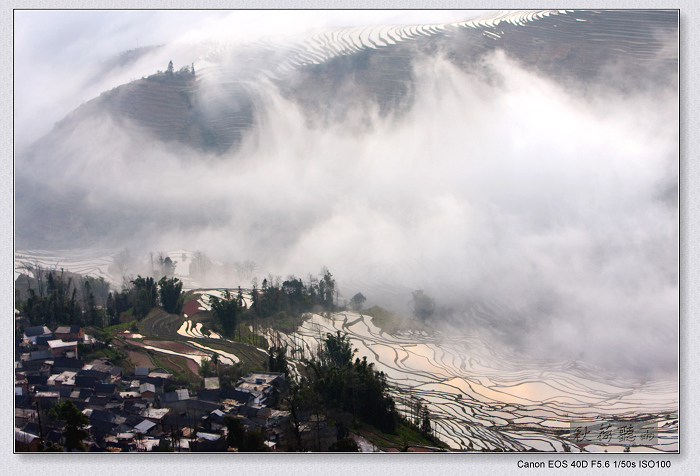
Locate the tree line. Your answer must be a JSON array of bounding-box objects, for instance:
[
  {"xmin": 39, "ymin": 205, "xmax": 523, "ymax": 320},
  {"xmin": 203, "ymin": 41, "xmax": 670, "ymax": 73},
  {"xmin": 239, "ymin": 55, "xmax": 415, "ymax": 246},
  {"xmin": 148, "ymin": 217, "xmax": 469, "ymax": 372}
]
[
  {"xmin": 17, "ymin": 267, "xmax": 185, "ymax": 330},
  {"xmin": 208, "ymin": 269, "xmax": 340, "ymax": 341}
]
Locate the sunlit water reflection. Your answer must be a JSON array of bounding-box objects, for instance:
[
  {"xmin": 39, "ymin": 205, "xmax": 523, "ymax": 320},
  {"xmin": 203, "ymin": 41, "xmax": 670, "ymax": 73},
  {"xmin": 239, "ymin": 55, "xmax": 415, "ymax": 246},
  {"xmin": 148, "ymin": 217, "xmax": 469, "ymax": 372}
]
[{"xmin": 273, "ymin": 312, "xmax": 677, "ymax": 452}]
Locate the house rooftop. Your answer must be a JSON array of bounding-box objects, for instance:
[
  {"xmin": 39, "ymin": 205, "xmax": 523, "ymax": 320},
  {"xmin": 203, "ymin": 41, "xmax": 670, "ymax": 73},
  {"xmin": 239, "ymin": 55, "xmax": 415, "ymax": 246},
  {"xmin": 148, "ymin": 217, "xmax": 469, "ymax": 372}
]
[
  {"xmin": 134, "ymin": 420, "xmax": 156, "ymax": 433},
  {"xmin": 48, "ymin": 371, "xmax": 77, "ymax": 386},
  {"xmin": 140, "ymin": 407, "xmax": 170, "ymax": 420},
  {"xmin": 23, "ymin": 326, "xmax": 51, "ymax": 337},
  {"xmin": 196, "ymin": 432, "xmax": 221, "ymax": 442},
  {"xmin": 239, "ymin": 372, "xmax": 284, "ymax": 385},
  {"xmin": 52, "ymin": 357, "xmax": 84, "ymax": 369},
  {"xmin": 29, "ymin": 350, "xmax": 52, "ymax": 361},
  {"xmin": 160, "ymin": 389, "xmax": 189, "ymax": 403},
  {"xmin": 47, "ymin": 339, "xmax": 78, "ymax": 349},
  {"xmin": 54, "ymin": 325, "xmax": 81, "ymax": 334}
]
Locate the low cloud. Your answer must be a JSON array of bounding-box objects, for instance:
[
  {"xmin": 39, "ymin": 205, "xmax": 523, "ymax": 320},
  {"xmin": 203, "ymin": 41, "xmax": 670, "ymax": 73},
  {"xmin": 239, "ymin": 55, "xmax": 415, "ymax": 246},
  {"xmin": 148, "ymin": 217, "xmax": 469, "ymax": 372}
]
[{"xmin": 15, "ymin": 14, "xmax": 678, "ymax": 378}]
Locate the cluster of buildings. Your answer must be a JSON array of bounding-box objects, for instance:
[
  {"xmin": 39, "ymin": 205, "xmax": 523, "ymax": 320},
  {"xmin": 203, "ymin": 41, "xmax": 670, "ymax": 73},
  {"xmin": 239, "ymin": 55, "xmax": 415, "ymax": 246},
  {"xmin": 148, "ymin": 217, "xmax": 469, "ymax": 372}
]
[{"xmin": 15, "ymin": 324, "xmax": 293, "ymax": 452}]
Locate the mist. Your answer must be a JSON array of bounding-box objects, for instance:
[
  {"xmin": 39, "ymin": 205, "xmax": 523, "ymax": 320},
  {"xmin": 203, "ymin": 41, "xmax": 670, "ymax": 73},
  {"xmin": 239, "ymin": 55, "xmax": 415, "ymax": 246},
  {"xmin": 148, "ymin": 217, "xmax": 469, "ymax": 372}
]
[
  {"xmin": 13, "ymin": 9, "xmax": 479, "ymax": 148},
  {"xmin": 14, "ymin": 11, "xmax": 678, "ymax": 379}
]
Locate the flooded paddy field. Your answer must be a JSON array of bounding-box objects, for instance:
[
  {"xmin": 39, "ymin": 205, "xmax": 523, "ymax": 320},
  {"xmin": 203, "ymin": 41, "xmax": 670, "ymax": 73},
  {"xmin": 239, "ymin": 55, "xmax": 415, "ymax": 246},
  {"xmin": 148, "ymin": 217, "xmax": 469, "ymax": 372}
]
[{"xmin": 272, "ymin": 312, "xmax": 678, "ymax": 452}]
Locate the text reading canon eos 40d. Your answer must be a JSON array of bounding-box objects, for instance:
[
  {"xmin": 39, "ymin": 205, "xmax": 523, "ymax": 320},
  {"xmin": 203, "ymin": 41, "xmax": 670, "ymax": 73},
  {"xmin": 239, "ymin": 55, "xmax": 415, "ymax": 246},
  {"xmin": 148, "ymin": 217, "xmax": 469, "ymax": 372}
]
[{"xmin": 517, "ymin": 460, "xmax": 672, "ymax": 469}]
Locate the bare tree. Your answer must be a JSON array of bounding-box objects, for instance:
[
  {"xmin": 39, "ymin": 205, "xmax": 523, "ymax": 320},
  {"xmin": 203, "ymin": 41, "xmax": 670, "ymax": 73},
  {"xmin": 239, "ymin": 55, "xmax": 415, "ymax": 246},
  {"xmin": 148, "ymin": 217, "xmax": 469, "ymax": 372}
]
[{"xmin": 235, "ymin": 260, "xmax": 256, "ymax": 282}]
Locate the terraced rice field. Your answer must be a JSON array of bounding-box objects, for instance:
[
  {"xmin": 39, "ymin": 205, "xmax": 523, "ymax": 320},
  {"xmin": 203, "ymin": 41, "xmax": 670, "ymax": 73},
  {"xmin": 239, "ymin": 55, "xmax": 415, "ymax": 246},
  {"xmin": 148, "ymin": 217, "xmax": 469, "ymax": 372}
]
[
  {"xmin": 140, "ymin": 308, "xmax": 186, "ymax": 338},
  {"xmin": 135, "ymin": 304, "xmax": 267, "ymax": 370},
  {"xmin": 267, "ymin": 312, "xmax": 678, "ymax": 452},
  {"xmin": 152, "ymin": 352, "xmax": 201, "ymax": 377}
]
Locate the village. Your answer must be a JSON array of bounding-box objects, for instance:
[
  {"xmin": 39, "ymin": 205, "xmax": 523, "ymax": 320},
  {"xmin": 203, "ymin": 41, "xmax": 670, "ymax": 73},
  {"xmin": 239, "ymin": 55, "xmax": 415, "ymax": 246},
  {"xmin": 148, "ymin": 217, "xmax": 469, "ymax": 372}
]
[{"xmin": 14, "ymin": 323, "xmax": 344, "ymax": 452}]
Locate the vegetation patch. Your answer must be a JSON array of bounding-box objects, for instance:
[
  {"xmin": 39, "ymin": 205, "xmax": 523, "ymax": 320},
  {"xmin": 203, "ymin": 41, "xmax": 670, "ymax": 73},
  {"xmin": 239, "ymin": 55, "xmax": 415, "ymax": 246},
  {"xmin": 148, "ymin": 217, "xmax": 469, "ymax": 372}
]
[
  {"xmin": 363, "ymin": 306, "xmax": 430, "ymax": 335},
  {"xmin": 258, "ymin": 311, "xmax": 309, "ymax": 335}
]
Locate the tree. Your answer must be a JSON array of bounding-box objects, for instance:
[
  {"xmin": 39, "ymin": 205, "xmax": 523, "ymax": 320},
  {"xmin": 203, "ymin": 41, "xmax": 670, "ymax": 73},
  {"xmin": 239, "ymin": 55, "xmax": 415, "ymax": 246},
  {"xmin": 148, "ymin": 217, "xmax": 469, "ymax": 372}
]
[
  {"xmin": 55, "ymin": 401, "xmax": 89, "ymax": 451},
  {"xmin": 224, "ymin": 416, "xmax": 267, "ymax": 452},
  {"xmin": 268, "ymin": 345, "xmax": 289, "ymax": 376},
  {"xmin": 319, "ymin": 268, "xmax": 336, "ymax": 309},
  {"xmin": 311, "ymin": 354, "xmax": 399, "ymax": 434},
  {"xmin": 190, "ymin": 251, "xmax": 211, "ymax": 280},
  {"xmin": 235, "ymin": 260, "xmax": 256, "ymax": 281},
  {"xmin": 224, "ymin": 416, "xmax": 246, "ymax": 449},
  {"xmin": 412, "ymin": 290, "xmax": 435, "ymax": 323},
  {"xmin": 413, "ymin": 399, "xmax": 423, "ymax": 427},
  {"xmin": 158, "ymin": 254, "xmax": 177, "ymax": 277},
  {"xmin": 198, "ymin": 357, "xmax": 213, "ymax": 379},
  {"xmin": 329, "ymin": 437, "xmax": 359, "ymax": 452},
  {"xmin": 321, "ymin": 331, "xmax": 356, "ymax": 368},
  {"xmin": 158, "ymin": 277, "xmax": 184, "ymax": 314},
  {"xmin": 82, "ymin": 279, "xmax": 98, "ymax": 326},
  {"xmin": 109, "ymin": 248, "xmax": 134, "ymax": 289},
  {"xmin": 282, "ymin": 383, "xmax": 319, "ymax": 451},
  {"xmin": 84, "ymin": 276, "xmax": 110, "ymax": 307},
  {"xmin": 106, "ymin": 292, "xmax": 117, "ymax": 325},
  {"xmin": 241, "ymin": 429, "xmax": 268, "ymax": 452},
  {"xmin": 350, "ymin": 292, "xmax": 366, "ymax": 312},
  {"xmin": 420, "ymin": 407, "xmax": 432, "ymax": 438},
  {"xmin": 167, "ymin": 60, "xmax": 174, "ymax": 75},
  {"xmin": 131, "ymin": 276, "xmax": 158, "ymax": 318},
  {"xmin": 209, "ymin": 290, "xmax": 241, "ymax": 338}
]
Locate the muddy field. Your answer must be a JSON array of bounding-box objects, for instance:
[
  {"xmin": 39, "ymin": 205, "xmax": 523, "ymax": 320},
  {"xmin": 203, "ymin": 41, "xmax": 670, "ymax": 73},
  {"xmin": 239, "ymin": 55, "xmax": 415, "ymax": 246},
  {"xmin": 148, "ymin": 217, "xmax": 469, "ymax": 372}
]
[
  {"xmin": 126, "ymin": 349, "xmax": 154, "ymax": 368},
  {"xmin": 159, "ymin": 353, "xmax": 200, "ymax": 376},
  {"xmin": 126, "ymin": 339, "xmax": 201, "ymax": 376}
]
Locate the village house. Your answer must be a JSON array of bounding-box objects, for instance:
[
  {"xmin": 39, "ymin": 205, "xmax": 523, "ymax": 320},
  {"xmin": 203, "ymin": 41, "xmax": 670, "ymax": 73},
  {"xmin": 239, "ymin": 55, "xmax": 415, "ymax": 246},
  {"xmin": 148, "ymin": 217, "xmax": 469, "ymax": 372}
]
[
  {"xmin": 134, "ymin": 367, "xmax": 150, "ymax": 378},
  {"xmin": 54, "ymin": 325, "xmax": 84, "ymax": 342},
  {"xmin": 191, "ymin": 431, "xmax": 227, "ymax": 452},
  {"xmin": 47, "ymin": 339, "xmax": 78, "ymax": 359},
  {"xmin": 159, "ymin": 389, "xmax": 190, "ymax": 412},
  {"xmin": 139, "ymin": 383, "xmax": 156, "ymax": 402},
  {"xmin": 15, "ymin": 428, "xmax": 41, "ymax": 452},
  {"xmin": 13, "ymin": 323, "xmax": 293, "ymax": 452},
  {"xmin": 134, "ymin": 419, "xmax": 158, "ymax": 436},
  {"xmin": 51, "ymin": 356, "xmax": 85, "ymax": 373},
  {"xmin": 85, "ymin": 358, "xmax": 123, "ymax": 384},
  {"xmin": 148, "ymin": 368, "xmax": 173, "ymax": 380},
  {"xmin": 236, "ymin": 371, "xmax": 285, "ymax": 406},
  {"xmin": 94, "ymin": 382, "xmax": 118, "ymax": 397},
  {"xmin": 220, "ymin": 387, "xmax": 261, "ymax": 406},
  {"xmin": 15, "ymin": 373, "xmax": 29, "ymax": 398},
  {"xmin": 22, "ymin": 326, "xmax": 52, "ymax": 345},
  {"xmin": 47, "ymin": 370, "xmax": 77, "ymax": 387}
]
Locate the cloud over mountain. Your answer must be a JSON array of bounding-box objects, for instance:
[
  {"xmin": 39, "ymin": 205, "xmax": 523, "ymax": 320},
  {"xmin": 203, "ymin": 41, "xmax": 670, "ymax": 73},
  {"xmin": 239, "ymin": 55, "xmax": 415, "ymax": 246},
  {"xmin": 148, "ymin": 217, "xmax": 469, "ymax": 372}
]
[{"xmin": 15, "ymin": 10, "xmax": 678, "ymax": 377}]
